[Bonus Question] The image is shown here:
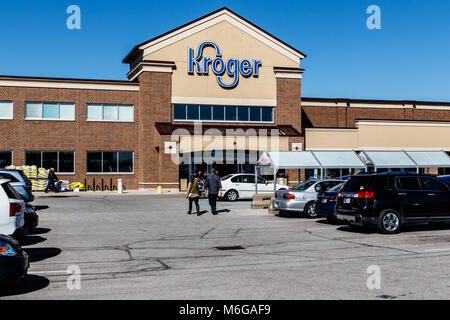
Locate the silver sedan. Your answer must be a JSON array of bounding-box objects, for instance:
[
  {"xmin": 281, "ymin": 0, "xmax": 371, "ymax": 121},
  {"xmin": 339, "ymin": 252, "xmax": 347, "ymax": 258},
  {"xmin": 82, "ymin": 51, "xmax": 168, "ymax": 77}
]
[{"xmin": 273, "ymin": 179, "xmax": 344, "ymax": 218}]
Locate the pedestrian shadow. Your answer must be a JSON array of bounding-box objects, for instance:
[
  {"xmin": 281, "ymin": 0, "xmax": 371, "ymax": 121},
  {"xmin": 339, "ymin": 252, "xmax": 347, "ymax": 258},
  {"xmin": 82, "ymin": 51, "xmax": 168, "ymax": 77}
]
[
  {"xmin": 216, "ymin": 209, "xmax": 231, "ymax": 214},
  {"xmin": 23, "ymin": 247, "xmax": 62, "ymax": 263},
  {"xmin": 0, "ymin": 274, "xmax": 50, "ymax": 297},
  {"xmin": 196, "ymin": 210, "xmax": 209, "ymax": 216},
  {"xmin": 29, "ymin": 227, "xmax": 51, "ymax": 235}
]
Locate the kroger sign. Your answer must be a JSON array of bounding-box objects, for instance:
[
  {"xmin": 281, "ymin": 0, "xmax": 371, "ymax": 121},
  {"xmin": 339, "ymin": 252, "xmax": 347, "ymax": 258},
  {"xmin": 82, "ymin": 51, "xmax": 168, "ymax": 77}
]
[{"xmin": 188, "ymin": 41, "xmax": 262, "ymax": 89}]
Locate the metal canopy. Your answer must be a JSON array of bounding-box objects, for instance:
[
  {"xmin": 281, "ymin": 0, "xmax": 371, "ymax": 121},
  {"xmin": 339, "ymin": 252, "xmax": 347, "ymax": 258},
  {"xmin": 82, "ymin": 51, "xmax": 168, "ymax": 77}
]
[
  {"xmin": 361, "ymin": 151, "xmax": 416, "ymax": 168},
  {"xmin": 361, "ymin": 150, "xmax": 450, "ymax": 169},
  {"xmin": 258, "ymin": 151, "xmax": 366, "ymax": 169},
  {"xmin": 405, "ymin": 151, "xmax": 450, "ymax": 168},
  {"xmin": 312, "ymin": 151, "xmax": 366, "ymax": 169},
  {"xmin": 259, "ymin": 151, "xmax": 322, "ymax": 169}
]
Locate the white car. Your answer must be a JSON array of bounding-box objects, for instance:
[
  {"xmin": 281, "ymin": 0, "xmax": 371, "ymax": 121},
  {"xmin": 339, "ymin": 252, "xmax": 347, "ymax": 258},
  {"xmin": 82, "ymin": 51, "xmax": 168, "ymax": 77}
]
[
  {"xmin": 0, "ymin": 179, "xmax": 26, "ymax": 239},
  {"xmin": 220, "ymin": 173, "xmax": 289, "ymax": 201}
]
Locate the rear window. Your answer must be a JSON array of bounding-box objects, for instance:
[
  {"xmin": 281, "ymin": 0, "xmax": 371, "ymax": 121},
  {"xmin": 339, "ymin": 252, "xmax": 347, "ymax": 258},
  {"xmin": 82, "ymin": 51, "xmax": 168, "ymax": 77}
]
[
  {"xmin": 292, "ymin": 180, "xmax": 316, "ymax": 191},
  {"xmin": 341, "ymin": 176, "xmax": 371, "ymax": 192},
  {"xmin": 17, "ymin": 170, "xmax": 31, "ymax": 184},
  {"xmin": 1, "ymin": 183, "xmax": 22, "ymax": 200},
  {"xmin": 0, "ymin": 173, "xmax": 19, "ymax": 182},
  {"xmin": 329, "ymin": 183, "xmax": 344, "ymax": 191},
  {"xmin": 370, "ymin": 176, "xmax": 390, "ymax": 191}
]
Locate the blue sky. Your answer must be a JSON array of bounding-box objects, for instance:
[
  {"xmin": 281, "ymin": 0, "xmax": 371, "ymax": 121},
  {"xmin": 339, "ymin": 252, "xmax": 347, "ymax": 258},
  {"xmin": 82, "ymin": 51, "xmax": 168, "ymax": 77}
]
[{"xmin": 1, "ymin": 0, "xmax": 450, "ymax": 101}]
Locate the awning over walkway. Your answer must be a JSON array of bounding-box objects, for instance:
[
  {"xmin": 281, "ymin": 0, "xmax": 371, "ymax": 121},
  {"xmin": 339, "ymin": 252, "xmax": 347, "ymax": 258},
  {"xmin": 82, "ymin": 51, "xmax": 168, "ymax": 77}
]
[
  {"xmin": 258, "ymin": 150, "xmax": 366, "ymax": 169},
  {"xmin": 361, "ymin": 150, "xmax": 450, "ymax": 169}
]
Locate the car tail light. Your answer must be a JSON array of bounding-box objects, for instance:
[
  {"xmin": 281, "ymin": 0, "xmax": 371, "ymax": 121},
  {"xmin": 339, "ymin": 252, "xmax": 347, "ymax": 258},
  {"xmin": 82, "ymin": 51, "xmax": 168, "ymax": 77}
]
[
  {"xmin": 335, "ymin": 190, "xmax": 342, "ymax": 200},
  {"xmin": 354, "ymin": 190, "xmax": 374, "ymax": 199},
  {"xmin": 24, "ymin": 185, "xmax": 31, "ymax": 190},
  {"xmin": 283, "ymin": 194, "xmax": 295, "ymax": 200},
  {"xmin": 9, "ymin": 203, "xmax": 22, "ymax": 217}
]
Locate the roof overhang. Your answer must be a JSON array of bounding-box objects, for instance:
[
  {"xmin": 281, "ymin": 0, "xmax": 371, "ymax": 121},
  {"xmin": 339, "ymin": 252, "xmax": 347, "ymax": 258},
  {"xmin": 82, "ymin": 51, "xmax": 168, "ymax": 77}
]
[{"xmin": 123, "ymin": 7, "xmax": 306, "ymax": 66}]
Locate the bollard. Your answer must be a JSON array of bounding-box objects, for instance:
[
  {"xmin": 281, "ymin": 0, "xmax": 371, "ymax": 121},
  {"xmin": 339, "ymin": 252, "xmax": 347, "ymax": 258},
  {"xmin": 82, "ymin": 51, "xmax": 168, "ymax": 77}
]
[{"xmin": 118, "ymin": 178, "xmax": 123, "ymax": 194}]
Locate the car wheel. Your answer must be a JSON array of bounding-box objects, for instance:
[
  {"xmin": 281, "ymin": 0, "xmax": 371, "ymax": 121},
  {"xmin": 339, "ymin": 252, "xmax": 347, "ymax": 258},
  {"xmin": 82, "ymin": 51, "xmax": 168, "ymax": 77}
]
[
  {"xmin": 377, "ymin": 209, "xmax": 402, "ymax": 234},
  {"xmin": 226, "ymin": 190, "xmax": 239, "ymax": 202},
  {"xmin": 304, "ymin": 202, "xmax": 318, "ymax": 218}
]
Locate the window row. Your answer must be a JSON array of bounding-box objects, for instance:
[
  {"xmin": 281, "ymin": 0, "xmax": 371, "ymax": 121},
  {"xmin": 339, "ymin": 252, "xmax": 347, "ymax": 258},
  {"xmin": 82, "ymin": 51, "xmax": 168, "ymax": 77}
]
[
  {"xmin": 0, "ymin": 101, "xmax": 134, "ymax": 122},
  {"xmin": 0, "ymin": 151, "xmax": 134, "ymax": 174},
  {"xmin": 173, "ymin": 104, "xmax": 274, "ymax": 123}
]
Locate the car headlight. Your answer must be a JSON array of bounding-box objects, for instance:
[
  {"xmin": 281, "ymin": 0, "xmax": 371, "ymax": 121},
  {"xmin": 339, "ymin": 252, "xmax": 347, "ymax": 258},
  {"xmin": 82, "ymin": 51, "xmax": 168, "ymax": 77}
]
[{"xmin": 0, "ymin": 241, "xmax": 17, "ymax": 256}]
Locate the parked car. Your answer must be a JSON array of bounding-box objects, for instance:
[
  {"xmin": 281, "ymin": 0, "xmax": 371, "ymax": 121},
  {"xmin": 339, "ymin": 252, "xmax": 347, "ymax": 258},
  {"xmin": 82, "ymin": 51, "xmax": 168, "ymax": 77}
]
[
  {"xmin": 273, "ymin": 179, "xmax": 344, "ymax": 218},
  {"xmin": 24, "ymin": 204, "xmax": 39, "ymax": 231},
  {"xmin": 335, "ymin": 173, "xmax": 450, "ymax": 234},
  {"xmin": 220, "ymin": 174, "xmax": 289, "ymax": 201},
  {"xmin": 0, "ymin": 234, "xmax": 29, "ymax": 285},
  {"xmin": 314, "ymin": 182, "xmax": 344, "ymax": 222},
  {"xmin": 438, "ymin": 175, "xmax": 450, "ymax": 184},
  {"xmin": 0, "ymin": 179, "xmax": 26, "ymax": 241},
  {"xmin": 0, "ymin": 169, "xmax": 34, "ymax": 203}
]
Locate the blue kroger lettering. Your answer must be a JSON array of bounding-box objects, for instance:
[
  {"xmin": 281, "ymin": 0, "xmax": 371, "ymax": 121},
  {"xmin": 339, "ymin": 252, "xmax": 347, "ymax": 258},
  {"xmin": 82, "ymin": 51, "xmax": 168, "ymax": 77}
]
[{"xmin": 188, "ymin": 41, "xmax": 262, "ymax": 88}]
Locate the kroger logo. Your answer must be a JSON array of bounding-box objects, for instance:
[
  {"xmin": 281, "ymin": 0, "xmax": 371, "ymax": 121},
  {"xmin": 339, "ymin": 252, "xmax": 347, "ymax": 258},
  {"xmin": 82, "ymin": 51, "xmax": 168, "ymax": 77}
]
[{"xmin": 188, "ymin": 41, "xmax": 262, "ymax": 89}]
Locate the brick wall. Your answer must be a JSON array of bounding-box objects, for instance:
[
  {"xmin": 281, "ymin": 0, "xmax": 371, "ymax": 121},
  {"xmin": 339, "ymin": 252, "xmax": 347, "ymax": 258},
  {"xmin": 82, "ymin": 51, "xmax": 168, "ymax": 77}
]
[{"xmin": 0, "ymin": 86, "xmax": 140, "ymax": 189}]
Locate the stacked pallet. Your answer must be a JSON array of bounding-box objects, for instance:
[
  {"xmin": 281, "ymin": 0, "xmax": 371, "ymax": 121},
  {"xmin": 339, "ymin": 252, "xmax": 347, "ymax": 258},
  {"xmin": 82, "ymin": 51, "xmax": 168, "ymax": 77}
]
[{"xmin": 6, "ymin": 165, "xmax": 49, "ymax": 191}]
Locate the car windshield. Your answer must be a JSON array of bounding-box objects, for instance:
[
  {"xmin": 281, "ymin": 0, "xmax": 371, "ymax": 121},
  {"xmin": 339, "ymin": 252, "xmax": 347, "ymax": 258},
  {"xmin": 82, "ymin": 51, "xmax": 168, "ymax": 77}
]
[
  {"xmin": 292, "ymin": 180, "xmax": 316, "ymax": 191},
  {"xmin": 221, "ymin": 174, "xmax": 234, "ymax": 181}
]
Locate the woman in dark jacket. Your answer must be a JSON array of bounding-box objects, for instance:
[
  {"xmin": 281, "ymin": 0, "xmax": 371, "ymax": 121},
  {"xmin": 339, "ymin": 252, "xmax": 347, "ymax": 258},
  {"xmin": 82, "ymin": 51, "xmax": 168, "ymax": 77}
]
[{"xmin": 186, "ymin": 176, "xmax": 201, "ymax": 215}]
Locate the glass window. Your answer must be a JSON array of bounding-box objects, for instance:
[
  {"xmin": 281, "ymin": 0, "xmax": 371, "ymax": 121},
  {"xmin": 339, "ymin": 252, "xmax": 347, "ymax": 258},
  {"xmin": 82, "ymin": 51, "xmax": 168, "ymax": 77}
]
[
  {"xmin": 103, "ymin": 105, "xmax": 118, "ymax": 121},
  {"xmin": 26, "ymin": 103, "xmax": 42, "ymax": 118},
  {"xmin": 187, "ymin": 105, "xmax": 199, "ymax": 120},
  {"xmin": 241, "ymin": 175, "xmax": 254, "ymax": 183},
  {"xmin": 42, "ymin": 151, "xmax": 58, "ymax": 170},
  {"xmin": 238, "ymin": 106, "xmax": 249, "ymax": 121},
  {"xmin": 261, "ymin": 107, "xmax": 273, "ymax": 122},
  {"xmin": 225, "ymin": 106, "xmax": 237, "ymax": 121},
  {"xmin": 293, "ymin": 180, "xmax": 316, "ymax": 191},
  {"xmin": 25, "ymin": 151, "xmax": 74, "ymax": 172},
  {"xmin": 118, "ymin": 105, "xmax": 134, "ymax": 122},
  {"xmin": 420, "ymin": 177, "xmax": 448, "ymax": 191},
  {"xmin": 250, "ymin": 107, "xmax": 261, "ymax": 122},
  {"xmin": 371, "ymin": 176, "xmax": 389, "ymax": 191},
  {"xmin": 0, "ymin": 151, "xmax": 12, "ymax": 167},
  {"xmin": 87, "ymin": 151, "xmax": 133, "ymax": 173},
  {"xmin": 87, "ymin": 152, "xmax": 102, "ymax": 173},
  {"xmin": 26, "ymin": 102, "xmax": 74, "ymax": 120},
  {"xmin": 42, "ymin": 103, "xmax": 59, "ymax": 119},
  {"xmin": 102, "ymin": 152, "xmax": 118, "ymax": 173},
  {"xmin": 200, "ymin": 105, "xmax": 212, "ymax": 120},
  {"xmin": 0, "ymin": 102, "xmax": 13, "ymax": 119},
  {"xmin": 59, "ymin": 151, "xmax": 75, "ymax": 173},
  {"xmin": 396, "ymin": 177, "xmax": 421, "ymax": 190},
  {"xmin": 213, "ymin": 106, "xmax": 224, "ymax": 121},
  {"xmin": 174, "ymin": 105, "xmax": 186, "ymax": 120},
  {"xmin": 87, "ymin": 104, "xmax": 134, "ymax": 122},
  {"xmin": 25, "ymin": 151, "xmax": 41, "ymax": 167},
  {"xmin": 87, "ymin": 104, "xmax": 103, "ymax": 121},
  {"xmin": 118, "ymin": 152, "xmax": 133, "ymax": 173},
  {"xmin": 60, "ymin": 103, "xmax": 75, "ymax": 120}
]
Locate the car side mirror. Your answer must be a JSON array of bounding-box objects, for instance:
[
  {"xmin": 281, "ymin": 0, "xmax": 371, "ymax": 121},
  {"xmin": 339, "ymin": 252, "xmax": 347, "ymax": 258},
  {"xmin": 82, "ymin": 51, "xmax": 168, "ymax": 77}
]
[{"xmin": 265, "ymin": 181, "xmax": 268, "ymax": 185}]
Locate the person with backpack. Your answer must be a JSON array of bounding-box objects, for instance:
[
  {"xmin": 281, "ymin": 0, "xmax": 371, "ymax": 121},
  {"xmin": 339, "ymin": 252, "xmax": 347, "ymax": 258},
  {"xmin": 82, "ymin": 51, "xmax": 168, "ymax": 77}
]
[
  {"xmin": 204, "ymin": 168, "xmax": 222, "ymax": 215},
  {"xmin": 186, "ymin": 175, "xmax": 201, "ymax": 216}
]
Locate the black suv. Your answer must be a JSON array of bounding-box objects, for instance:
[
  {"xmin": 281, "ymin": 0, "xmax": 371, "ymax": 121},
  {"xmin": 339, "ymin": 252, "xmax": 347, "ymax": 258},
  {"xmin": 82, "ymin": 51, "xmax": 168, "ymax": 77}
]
[{"xmin": 335, "ymin": 173, "xmax": 450, "ymax": 234}]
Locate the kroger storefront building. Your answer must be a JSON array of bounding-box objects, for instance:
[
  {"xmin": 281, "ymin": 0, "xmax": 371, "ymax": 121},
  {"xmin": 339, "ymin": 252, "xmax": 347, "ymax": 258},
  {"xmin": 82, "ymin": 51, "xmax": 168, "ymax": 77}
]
[{"xmin": 0, "ymin": 7, "xmax": 449, "ymax": 191}]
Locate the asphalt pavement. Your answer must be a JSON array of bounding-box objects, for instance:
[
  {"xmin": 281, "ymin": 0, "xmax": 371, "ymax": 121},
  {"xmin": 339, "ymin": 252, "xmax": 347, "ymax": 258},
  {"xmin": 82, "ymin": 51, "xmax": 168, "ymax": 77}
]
[{"xmin": 2, "ymin": 191, "xmax": 450, "ymax": 299}]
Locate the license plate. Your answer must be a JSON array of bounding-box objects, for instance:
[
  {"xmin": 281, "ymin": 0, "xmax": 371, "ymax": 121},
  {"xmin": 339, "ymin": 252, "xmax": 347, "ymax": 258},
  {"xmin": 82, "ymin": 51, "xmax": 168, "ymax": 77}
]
[
  {"xmin": 321, "ymin": 199, "xmax": 327, "ymax": 203},
  {"xmin": 344, "ymin": 198, "xmax": 351, "ymax": 204}
]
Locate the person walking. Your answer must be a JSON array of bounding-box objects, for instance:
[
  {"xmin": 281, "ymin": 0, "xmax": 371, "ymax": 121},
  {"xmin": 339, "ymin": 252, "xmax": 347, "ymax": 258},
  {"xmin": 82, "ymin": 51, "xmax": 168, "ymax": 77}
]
[
  {"xmin": 186, "ymin": 176, "xmax": 201, "ymax": 216},
  {"xmin": 205, "ymin": 168, "xmax": 222, "ymax": 215},
  {"xmin": 44, "ymin": 167, "xmax": 59, "ymax": 193}
]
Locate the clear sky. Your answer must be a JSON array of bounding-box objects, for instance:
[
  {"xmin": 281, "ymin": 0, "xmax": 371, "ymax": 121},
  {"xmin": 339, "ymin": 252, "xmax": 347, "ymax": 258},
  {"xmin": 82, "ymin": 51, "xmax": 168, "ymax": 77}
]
[{"xmin": 1, "ymin": 0, "xmax": 450, "ymax": 101}]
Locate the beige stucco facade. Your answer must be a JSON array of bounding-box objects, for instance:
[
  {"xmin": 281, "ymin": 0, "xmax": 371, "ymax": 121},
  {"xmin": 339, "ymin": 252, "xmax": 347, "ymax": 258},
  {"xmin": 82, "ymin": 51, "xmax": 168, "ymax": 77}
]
[
  {"xmin": 179, "ymin": 135, "xmax": 290, "ymax": 153},
  {"xmin": 143, "ymin": 20, "xmax": 299, "ymax": 104},
  {"xmin": 306, "ymin": 121, "xmax": 450, "ymax": 151}
]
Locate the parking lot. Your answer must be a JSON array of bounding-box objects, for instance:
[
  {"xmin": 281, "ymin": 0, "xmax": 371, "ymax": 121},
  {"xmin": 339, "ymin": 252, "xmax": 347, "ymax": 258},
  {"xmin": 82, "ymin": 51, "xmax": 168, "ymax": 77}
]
[{"xmin": 2, "ymin": 191, "xmax": 450, "ymax": 299}]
